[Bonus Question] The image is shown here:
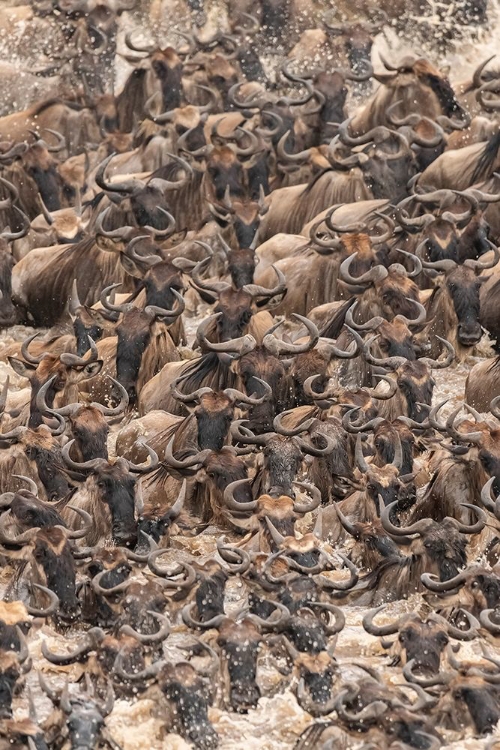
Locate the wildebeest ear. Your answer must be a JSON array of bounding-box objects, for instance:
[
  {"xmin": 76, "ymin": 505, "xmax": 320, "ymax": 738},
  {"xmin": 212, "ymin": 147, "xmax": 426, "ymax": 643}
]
[
  {"xmin": 120, "ymin": 254, "xmax": 144, "ymax": 279},
  {"xmin": 82, "ymin": 360, "xmax": 103, "ymax": 379},
  {"xmin": 439, "ymin": 64, "xmax": 451, "ymax": 77},
  {"xmin": 8, "ymin": 357, "xmax": 36, "ymax": 378}
]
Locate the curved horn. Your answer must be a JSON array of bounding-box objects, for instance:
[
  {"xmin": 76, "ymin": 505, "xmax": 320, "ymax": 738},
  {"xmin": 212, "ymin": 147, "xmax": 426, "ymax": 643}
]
[
  {"xmin": 242, "ymin": 265, "xmax": 287, "ymax": 299},
  {"xmin": 380, "ymin": 500, "xmax": 430, "ymax": 537},
  {"xmin": 420, "ymin": 571, "xmax": 469, "ymax": 592},
  {"xmin": 21, "ymin": 333, "xmax": 44, "ymax": 365},
  {"xmin": 223, "ymin": 478, "xmax": 257, "ymax": 512},
  {"xmin": 95, "ymin": 153, "xmax": 142, "ymax": 195},
  {"xmin": 27, "ymin": 583, "xmax": 59, "ymax": 617},
  {"xmin": 363, "ymin": 605, "xmax": 400, "ymax": 637},
  {"xmin": 419, "ymin": 336, "xmax": 455, "ymax": 369},
  {"xmin": 119, "ymin": 611, "xmax": 171, "ymax": 644},
  {"xmin": 276, "ymin": 130, "xmax": 312, "ymax": 164},
  {"xmin": 262, "ymin": 314, "xmax": 318, "ymax": 356},
  {"xmin": 339, "ymin": 253, "xmax": 388, "ymax": 286},
  {"xmin": 292, "ymin": 481, "xmax": 321, "ymax": 514},
  {"xmin": 444, "ymin": 404, "xmax": 482, "ymax": 444}
]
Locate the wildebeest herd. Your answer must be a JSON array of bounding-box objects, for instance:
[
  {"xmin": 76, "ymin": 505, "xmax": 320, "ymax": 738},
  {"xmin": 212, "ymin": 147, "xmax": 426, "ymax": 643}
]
[{"xmin": 1, "ymin": 0, "xmax": 500, "ymax": 748}]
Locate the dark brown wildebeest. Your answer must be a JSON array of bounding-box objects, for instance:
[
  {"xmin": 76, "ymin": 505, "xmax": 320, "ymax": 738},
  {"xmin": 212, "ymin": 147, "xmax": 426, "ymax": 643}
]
[{"xmin": 349, "ymin": 53, "xmax": 469, "ymax": 135}]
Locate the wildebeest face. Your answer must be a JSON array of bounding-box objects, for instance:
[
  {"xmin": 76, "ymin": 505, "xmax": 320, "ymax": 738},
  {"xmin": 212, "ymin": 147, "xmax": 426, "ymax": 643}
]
[
  {"xmin": 202, "ymin": 449, "xmax": 251, "ymax": 501},
  {"xmin": 32, "ymin": 527, "xmax": 80, "ymax": 624},
  {"xmin": 159, "ymin": 663, "xmax": 219, "ymax": 749},
  {"xmin": 396, "ymin": 361, "xmax": 435, "ymax": 423},
  {"xmin": 257, "ymin": 495, "xmax": 297, "ymax": 540},
  {"xmin": 195, "ymin": 564, "xmax": 228, "ymax": 623},
  {"xmin": 426, "ymin": 219, "xmax": 459, "ymax": 263},
  {"xmin": 0, "ymin": 652, "xmax": 20, "ymax": 719},
  {"xmin": 418, "ymin": 520, "xmax": 467, "ymax": 581},
  {"xmin": 90, "ymin": 461, "xmax": 137, "ymax": 547},
  {"xmin": 296, "ymin": 651, "xmax": 338, "ymax": 707},
  {"xmin": 20, "ymin": 429, "xmax": 71, "ymax": 500},
  {"xmin": 10, "ymin": 492, "xmax": 66, "ymax": 529},
  {"xmin": 227, "ymin": 248, "xmax": 256, "ymax": 288},
  {"xmin": 65, "ymin": 701, "xmax": 105, "ymax": 750},
  {"xmin": 205, "ymin": 55, "xmax": 238, "ymax": 103},
  {"xmin": 72, "ymin": 308, "xmax": 106, "ymax": 357},
  {"xmin": 118, "ymin": 581, "xmax": 166, "ymax": 635},
  {"xmin": 343, "ymin": 24, "xmax": 374, "ymax": 73},
  {"xmin": 364, "ymin": 465, "xmax": 411, "ymax": 512},
  {"xmin": 236, "ymin": 349, "xmax": 285, "ymax": 432},
  {"xmin": 376, "ymin": 320, "xmax": 418, "ymax": 361},
  {"xmin": 373, "ymin": 422, "xmax": 414, "ymax": 476},
  {"xmin": 452, "ymin": 680, "xmax": 500, "ymax": 735},
  {"xmin": 207, "ymin": 147, "xmax": 245, "ymax": 202},
  {"xmin": 22, "ymin": 143, "xmax": 62, "ymax": 212},
  {"xmin": 195, "ymin": 394, "xmax": 234, "ymax": 450},
  {"xmin": 375, "ymin": 273, "xmax": 421, "ymax": 320},
  {"xmin": 0, "ymin": 602, "xmax": 30, "ymax": 655},
  {"xmin": 69, "ymin": 406, "xmax": 109, "ymax": 461},
  {"xmin": 313, "ymin": 71, "xmax": 348, "ymax": 138},
  {"xmin": 116, "ymin": 308, "xmax": 153, "ymax": 404},
  {"xmin": 8, "ymin": 355, "xmax": 103, "ymax": 429},
  {"xmin": 0, "ymin": 243, "xmax": 16, "ymax": 326},
  {"xmin": 362, "ymin": 147, "xmax": 416, "ymax": 204},
  {"xmin": 445, "ymin": 266, "xmax": 484, "ymax": 347},
  {"xmin": 398, "ymin": 619, "xmax": 448, "ymax": 673},
  {"xmin": 143, "ymin": 262, "xmax": 185, "ymax": 309},
  {"xmin": 217, "ymin": 619, "xmax": 261, "ymax": 712},
  {"xmin": 151, "ymin": 48, "xmax": 183, "ymax": 110},
  {"xmin": 214, "ymin": 288, "xmax": 253, "ymax": 342},
  {"xmin": 263, "ymin": 436, "xmax": 303, "ymax": 497}
]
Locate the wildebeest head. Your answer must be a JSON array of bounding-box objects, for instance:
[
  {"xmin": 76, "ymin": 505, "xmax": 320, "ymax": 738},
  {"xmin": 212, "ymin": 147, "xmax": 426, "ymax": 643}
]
[
  {"xmin": 233, "ymin": 348, "xmax": 286, "ymax": 432},
  {"xmin": 69, "ymin": 283, "xmax": 111, "ymax": 356},
  {"xmin": 357, "ymin": 342, "xmax": 438, "ymax": 423},
  {"xmin": 217, "ymin": 618, "xmax": 261, "ymax": 712},
  {"xmin": 290, "ymin": 643, "xmax": 339, "ymax": 716},
  {"xmin": 69, "ymin": 406, "xmax": 109, "ymax": 462},
  {"xmin": 21, "ymin": 136, "xmax": 63, "ymax": 212},
  {"xmin": 0, "ymin": 601, "xmax": 31, "ymax": 657},
  {"xmin": 115, "ymin": 580, "xmax": 168, "ymax": 637},
  {"xmin": 372, "ymin": 420, "xmax": 415, "ymax": 476},
  {"xmin": 374, "ymin": 56, "xmax": 468, "ymax": 126},
  {"xmin": 113, "ymin": 293, "xmax": 183, "ymax": 404},
  {"xmin": 383, "ymin": 509, "xmax": 470, "ymax": 583},
  {"xmin": 0, "ymin": 651, "xmax": 21, "ymax": 719},
  {"xmin": 158, "ymin": 662, "xmax": 219, "ymax": 749},
  {"xmin": 0, "ymin": 427, "xmax": 72, "ymax": 500},
  {"xmin": 8, "ymin": 334, "xmax": 103, "ymax": 429},
  {"xmin": 30, "ymin": 527, "xmax": 80, "ymax": 625},
  {"xmin": 312, "ymin": 71, "xmax": 348, "ymax": 142},
  {"xmin": 62, "ymin": 444, "xmax": 157, "ymax": 547},
  {"xmin": 150, "ymin": 47, "xmax": 183, "ymax": 110},
  {"xmin": 363, "ymin": 607, "xmax": 450, "ymax": 674},
  {"xmin": 207, "ymin": 146, "xmax": 246, "ymax": 202},
  {"xmin": 354, "ymin": 433, "xmax": 414, "ymax": 512},
  {"xmin": 451, "ymin": 676, "xmax": 500, "ymax": 735},
  {"xmin": 83, "ymin": 461, "xmax": 139, "ymax": 547},
  {"xmin": 444, "ymin": 265, "xmax": 485, "ymax": 347},
  {"xmin": 205, "ymin": 55, "xmax": 239, "ymax": 106},
  {"xmin": 0, "ymin": 239, "xmax": 16, "ymax": 327}
]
